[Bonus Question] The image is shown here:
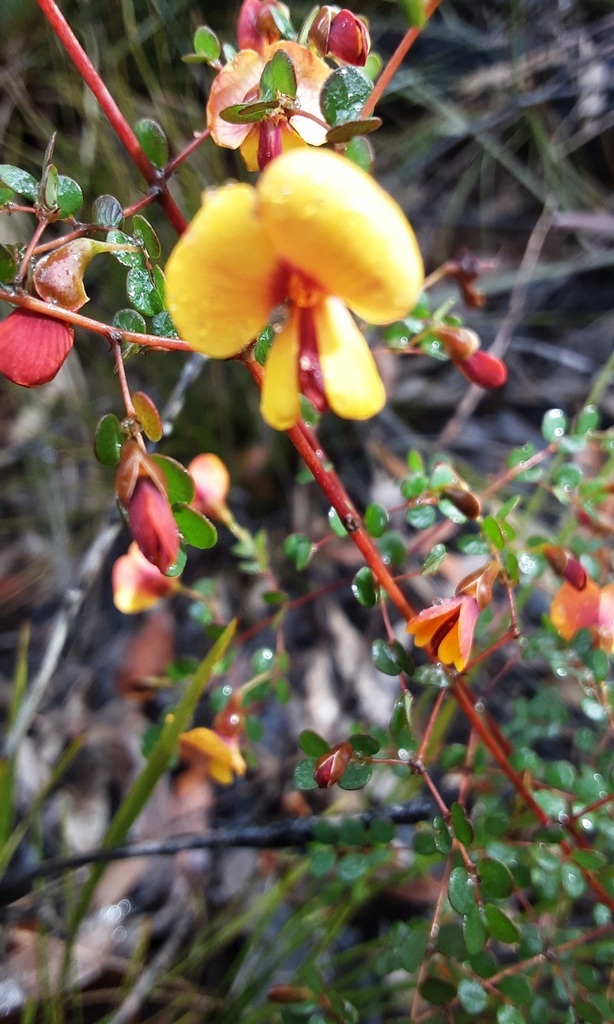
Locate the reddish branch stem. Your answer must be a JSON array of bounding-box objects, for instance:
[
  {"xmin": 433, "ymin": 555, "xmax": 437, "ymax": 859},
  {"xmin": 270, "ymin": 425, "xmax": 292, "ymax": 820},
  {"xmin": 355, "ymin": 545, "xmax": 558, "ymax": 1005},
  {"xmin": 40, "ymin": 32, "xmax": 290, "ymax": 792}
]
[
  {"xmin": 36, "ymin": 0, "xmax": 187, "ymax": 236},
  {"xmin": 361, "ymin": 0, "xmax": 443, "ymax": 117}
]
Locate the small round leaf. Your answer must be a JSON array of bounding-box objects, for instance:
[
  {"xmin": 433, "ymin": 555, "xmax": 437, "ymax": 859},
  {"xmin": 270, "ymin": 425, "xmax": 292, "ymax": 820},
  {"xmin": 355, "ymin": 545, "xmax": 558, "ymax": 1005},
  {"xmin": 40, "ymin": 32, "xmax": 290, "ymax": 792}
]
[
  {"xmin": 134, "ymin": 118, "xmax": 169, "ymax": 169},
  {"xmin": 94, "ymin": 414, "xmax": 123, "ymax": 466}
]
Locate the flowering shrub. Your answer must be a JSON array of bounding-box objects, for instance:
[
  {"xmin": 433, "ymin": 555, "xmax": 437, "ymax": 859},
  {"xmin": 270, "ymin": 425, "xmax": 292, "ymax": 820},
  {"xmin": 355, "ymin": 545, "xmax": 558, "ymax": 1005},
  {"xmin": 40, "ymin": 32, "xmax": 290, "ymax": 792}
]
[{"xmin": 0, "ymin": 1, "xmax": 612, "ymax": 1021}]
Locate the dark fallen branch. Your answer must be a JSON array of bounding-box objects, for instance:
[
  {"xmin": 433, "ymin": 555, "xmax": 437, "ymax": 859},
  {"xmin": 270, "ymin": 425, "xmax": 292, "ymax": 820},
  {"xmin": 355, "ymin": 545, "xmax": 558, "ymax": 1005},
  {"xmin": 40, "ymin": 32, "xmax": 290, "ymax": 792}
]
[{"xmin": 0, "ymin": 799, "xmax": 433, "ymax": 906}]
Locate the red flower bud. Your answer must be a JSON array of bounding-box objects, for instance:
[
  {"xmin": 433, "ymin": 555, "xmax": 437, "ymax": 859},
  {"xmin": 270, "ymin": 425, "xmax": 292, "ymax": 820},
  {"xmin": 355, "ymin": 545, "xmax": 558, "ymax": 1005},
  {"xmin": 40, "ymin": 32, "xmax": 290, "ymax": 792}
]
[
  {"xmin": 309, "ymin": 7, "xmax": 370, "ymax": 66},
  {"xmin": 435, "ymin": 325, "xmax": 480, "ymax": 361},
  {"xmin": 237, "ymin": 0, "xmax": 290, "ymax": 51},
  {"xmin": 441, "ymin": 486, "xmax": 482, "ymax": 520},
  {"xmin": 327, "ymin": 9, "xmax": 370, "ymax": 65},
  {"xmin": 456, "ymin": 350, "xmax": 508, "ymax": 389},
  {"xmin": 126, "ymin": 477, "xmax": 180, "ymax": 573},
  {"xmin": 456, "ymin": 560, "xmax": 500, "ymax": 611},
  {"xmin": 0, "ymin": 308, "xmax": 74, "ymax": 387},
  {"xmin": 188, "ymin": 453, "xmax": 231, "ymax": 521},
  {"xmin": 268, "ymin": 986, "xmax": 314, "ymax": 1004},
  {"xmin": 542, "ymin": 544, "xmax": 588, "ymax": 591},
  {"xmin": 33, "ymin": 239, "xmax": 137, "ymax": 311},
  {"xmin": 313, "ymin": 741, "xmax": 353, "ymax": 788}
]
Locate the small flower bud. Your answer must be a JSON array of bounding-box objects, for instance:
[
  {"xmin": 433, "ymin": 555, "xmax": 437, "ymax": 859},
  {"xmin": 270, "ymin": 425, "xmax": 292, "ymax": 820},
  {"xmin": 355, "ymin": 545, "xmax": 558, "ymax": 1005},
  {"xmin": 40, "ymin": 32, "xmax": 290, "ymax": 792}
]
[
  {"xmin": 126, "ymin": 477, "xmax": 180, "ymax": 573},
  {"xmin": 33, "ymin": 239, "xmax": 137, "ymax": 312},
  {"xmin": 456, "ymin": 561, "xmax": 500, "ymax": 611},
  {"xmin": 188, "ymin": 453, "xmax": 231, "ymax": 521},
  {"xmin": 457, "ymin": 350, "xmax": 508, "ymax": 389},
  {"xmin": 112, "ymin": 542, "xmax": 179, "ymax": 614},
  {"xmin": 213, "ymin": 693, "xmax": 243, "ymax": 739},
  {"xmin": 327, "ymin": 9, "xmax": 370, "ymax": 65},
  {"xmin": 267, "ymin": 986, "xmax": 314, "ymax": 1004},
  {"xmin": 434, "ymin": 325, "xmax": 480, "ymax": 361},
  {"xmin": 237, "ymin": 0, "xmax": 290, "ymax": 51},
  {"xmin": 441, "ymin": 486, "xmax": 482, "ymax": 520},
  {"xmin": 313, "ymin": 741, "xmax": 353, "ymax": 788},
  {"xmin": 542, "ymin": 544, "xmax": 588, "ymax": 591}
]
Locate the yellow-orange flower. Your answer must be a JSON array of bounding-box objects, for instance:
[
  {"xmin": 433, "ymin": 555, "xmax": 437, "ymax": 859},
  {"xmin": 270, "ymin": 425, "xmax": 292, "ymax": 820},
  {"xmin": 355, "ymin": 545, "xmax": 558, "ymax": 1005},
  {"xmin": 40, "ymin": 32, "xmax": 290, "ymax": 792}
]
[
  {"xmin": 166, "ymin": 148, "xmax": 423, "ymax": 430},
  {"xmin": 550, "ymin": 579, "xmax": 614, "ymax": 652},
  {"xmin": 206, "ymin": 41, "xmax": 331, "ymax": 171},
  {"xmin": 112, "ymin": 542, "xmax": 180, "ymax": 614},
  {"xmin": 179, "ymin": 727, "xmax": 247, "ymax": 785},
  {"xmin": 406, "ymin": 594, "xmax": 479, "ymax": 672}
]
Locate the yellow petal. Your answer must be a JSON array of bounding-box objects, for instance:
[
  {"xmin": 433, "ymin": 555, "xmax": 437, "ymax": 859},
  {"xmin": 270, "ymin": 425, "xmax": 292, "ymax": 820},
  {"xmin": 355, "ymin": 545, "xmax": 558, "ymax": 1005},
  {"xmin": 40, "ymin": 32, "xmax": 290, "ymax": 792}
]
[
  {"xmin": 312, "ymin": 297, "xmax": 385, "ymax": 420},
  {"xmin": 240, "ymin": 121, "xmax": 307, "ymax": 173},
  {"xmin": 165, "ymin": 183, "xmax": 280, "ymax": 357},
  {"xmin": 437, "ymin": 623, "xmax": 464, "ymax": 672},
  {"xmin": 258, "ymin": 148, "xmax": 424, "ymax": 324},
  {"xmin": 206, "ymin": 49, "xmax": 264, "ymax": 149},
  {"xmin": 260, "ymin": 310, "xmax": 301, "ymax": 429}
]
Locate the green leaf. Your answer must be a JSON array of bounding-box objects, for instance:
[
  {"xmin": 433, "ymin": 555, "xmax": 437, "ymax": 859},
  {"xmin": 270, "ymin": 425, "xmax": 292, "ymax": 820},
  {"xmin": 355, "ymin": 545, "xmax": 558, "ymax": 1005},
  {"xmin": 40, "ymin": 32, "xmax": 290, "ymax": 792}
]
[
  {"xmin": 284, "ymin": 532, "xmax": 313, "ymax": 571},
  {"xmin": 369, "ymin": 817, "xmax": 395, "ymax": 844},
  {"xmin": 298, "ymin": 730, "xmax": 330, "ymax": 757},
  {"xmin": 364, "ymin": 503, "xmax": 389, "ymax": 538},
  {"xmin": 407, "ymin": 505, "xmax": 437, "ymax": 529},
  {"xmin": 352, "ymin": 566, "xmax": 377, "ymax": 607},
  {"xmin": 132, "ymin": 214, "xmax": 161, "ymax": 259},
  {"xmin": 338, "ymin": 762, "xmax": 372, "ymax": 790},
  {"xmin": 433, "ymin": 816, "xmax": 452, "ymax": 854},
  {"xmin": 450, "ymin": 802, "xmax": 474, "ymax": 846},
  {"xmin": 401, "ymin": 473, "xmax": 428, "ymax": 499},
  {"xmin": 0, "ymin": 164, "xmax": 37, "ymax": 201},
  {"xmin": 482, "ymin": 514, "xmax": 505, "ymax": 550},
  {"xmin": 572, "ymin": 849, "xmax": 606, "ymax": 870},
  {"xmin": 309, "ymin": 845, "xmax": 336, "ymax": 877},
  {"xmin": 254, "ymin": 325, "xmax": 275, "ymax": 365},
  {"xmin": 0, "ymin": 186, "xmax": 13, "ymax": 206},
  {"xmin": 377, "ymin": 530, "xmax": 406, "ymax": 566},
  {"xmin": 390, "ymin": 692, "xmax": 413, "ymax": 737},
  {"xmin": 371, "ymin": 638, "xmax": 412, "ymax": 676},
  {"xmin": 0, "ymin": 244, "xmax": 19, "ymax": 283},
  {"xmin": 337, "ymin": 852, "xmax": 369, "ymax": 882},
  {"xmin": 397, "ymin": 921, "xmax": 429, "ymax": 971},
  {"xmin": 574, "ymin": 403, "xmax": 599, "ymax": 435},
  {"xmin": 293, "ymin": 757, "xmax": 318, "ymax": 790},
  {"xmin": 343, "ymin": 136, "xmax": 374, "ymax": 172},
  {"xmin": 463, "ymin": 905, "xmax": 486, "ymax": 954},
  {"xmin": 108, "ymin": 230, "xmax": 145, "ymax": 267},
  {"xmin": 172, "ymin": 504, "xmax": 217, "ymax": 549},
  {"xmin": 561, "ymin": 861, "xmax": 586, "ymax": 899},
  {"xmin": 413, "ymin": 829, "xmax": 437, "ymax": 856},
  {"xmin": 541, "ymin": 407, "xmax": 567, "ymax": 442},
  {"xmin": 483, "ymin": 905, "xmax": 519, "ymax": 943},
  {"xmin": 43, "ymin": 164, "xmax": 58, "ymax": 209},
  {"xmin": 152, "ymin": 310, "xmax": 178, "ymax": 338},
  {"xmin": 219, "ymin": 99, "xmax": 279, "ymax": 124},
  {"xmin": 478, "ymin": 857, "xmax": 514, "ymax": 898},
  {"xmin": 422, "ymin": 543, "xmax": 447, "ymax": 575},
  {"xmin": 93, "ymin": 413, "xmax": 124, "ymax": 466},
  {"xmin": 349, "ymin": 733, "xmax": 380, "ymax": 756},
  {"xmin": 448, "ymin": 865, "xmax": 475, "ymax": 915},
  {"xmin": 497, "ymin": 1005, "xmax": 526, "ymax": 1024},
  {"xmin": 151, "ymin": 455, "xmax": 195, "ymax": 504},
  {"xmin": 126, "ymin": 267, "xmax": 164, "ymax": 316},
  {"xmin": 134, "ymin": 118, "xmax": 169, "ymax": 169},
  {"xmin": 92, "ymin": 193, "xmax": 123, "ymax": 227},
  {"xmin": 320, "ymin": 67, "xmax": 373, "ymax": 127},
  {"xmin": 328, "ymin": 507, "xmax": 348, "ymax": 537},
  {"xmin": 326, "ymin": 117, "xmax": 381, "ymax": 143},
  {"xmin": 420, "ymin": 978, "xmax": 455, "ymax": 1007},
  {"xmin": 260, "ymin": 48, "xmax": 297, "ymax": 99},
  {"xmin": 56, "ymin": 175, "xmax": 83, "ymax": 217},
  {"xmin": 193, "ymin": 24, "xmax": 221, "ymax": 61},
  {"xmin": 113, "ymin": 308, "xmax": 146, "ymax": 334},
  {"xmin": 399, "ymin": 0, "xmax": 426, "ymax": 27},
  {"xmin": 457, "ymin": 979, "xmax": 488, "ymax": 1015}
]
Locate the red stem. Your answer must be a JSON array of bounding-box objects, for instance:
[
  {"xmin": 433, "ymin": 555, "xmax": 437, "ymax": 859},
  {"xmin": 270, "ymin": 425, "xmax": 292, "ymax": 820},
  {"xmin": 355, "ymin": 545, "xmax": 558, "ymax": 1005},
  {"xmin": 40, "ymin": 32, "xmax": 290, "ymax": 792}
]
[
  {"xmin": 361, "ymin": 0, "xmax": 443, "ymax": 117},
  {"xmin": 36, "ymin": 0, "xmax": 187, "ymax": 237}
]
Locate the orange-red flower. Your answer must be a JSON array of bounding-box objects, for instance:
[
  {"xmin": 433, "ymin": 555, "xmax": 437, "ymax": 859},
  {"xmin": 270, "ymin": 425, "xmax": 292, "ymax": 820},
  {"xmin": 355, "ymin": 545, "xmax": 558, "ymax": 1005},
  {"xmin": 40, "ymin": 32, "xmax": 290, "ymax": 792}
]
[
  {"xmin": 206, "ymin": 41, "xmax": 331, "ymax": 171},
  {"xmin": 550, "ymin": 579, "xmax": 614, "ymax": 652},
  {"xmin": 406, "ymin": 593, "xmax": 480, "ymax": 672},
  {"xmin": 166, "ymin": 148, "xmax": 423, "ymax": 430},
  {"xmin": 112, "ymin": 542, "xmax": 180, "ymax": 614},
  {"xmin": 188, "ymin": 453, "xmax": 231, "ymax": 521},
  {"xmin": 309, "ymin": 7, "xmax": 370, "ymax": 66},
  {"xmin": 0, "ymin": 308, "xmax": 74, "ymax": 387}
]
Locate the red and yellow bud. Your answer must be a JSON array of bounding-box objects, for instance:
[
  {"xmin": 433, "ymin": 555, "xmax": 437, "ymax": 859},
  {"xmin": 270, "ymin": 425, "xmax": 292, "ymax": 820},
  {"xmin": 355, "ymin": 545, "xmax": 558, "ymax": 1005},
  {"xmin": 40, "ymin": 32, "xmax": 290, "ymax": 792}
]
[
  {"xmin": 112, "ymin": 542, "xmax": 180, "ymax": 614},
  {"xmin": 237, "ymin": 0, "xmax": 290, "ymax": 51},
  {"xmin": 309, "ymin": 7, "xmax": 370, "ymax": 66},
  {"xmin": 126, "ymin": 477, "xmax": 180, "ymax": 574},
  {"xmin": 456, "ymin": 560, "xmax": 500, "ymax": 611},
  {"xmin": 313, "ymin": 741, "xmax": 353, "ymax": 788},
  {"xmin": 0, "ymin": 308, "xmax": 74, "ymax": 387},
  {"xmin": 435, "ymin": 325, "xmax": 480, "ymax": 362},
  {"xmin": 542, "ymin": 544, "xmax": 588, "ymax": 591}
]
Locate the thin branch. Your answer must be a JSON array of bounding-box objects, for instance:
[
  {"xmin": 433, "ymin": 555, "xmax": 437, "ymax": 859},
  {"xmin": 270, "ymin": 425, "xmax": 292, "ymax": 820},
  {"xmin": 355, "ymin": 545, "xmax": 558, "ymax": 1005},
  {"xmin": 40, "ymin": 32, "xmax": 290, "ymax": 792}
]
[{"xmin": 0, "ymin": 800, "xmax": 434, "ymax": 905}]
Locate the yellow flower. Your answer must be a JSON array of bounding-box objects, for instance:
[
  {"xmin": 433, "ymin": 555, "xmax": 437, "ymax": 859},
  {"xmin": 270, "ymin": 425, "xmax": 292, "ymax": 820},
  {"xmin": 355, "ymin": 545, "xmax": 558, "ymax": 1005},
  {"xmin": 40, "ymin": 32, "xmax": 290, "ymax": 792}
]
[
  {"xmin": 179, "ymin": 727, "xmax": 247, "ymax": 786},
  {"xmin": 166, "ymin": 148, "xmax": 423, "ymax": 430},
  {"xmin": 206, "ymin": 41, "xmax": 331, "ymax": 171}
]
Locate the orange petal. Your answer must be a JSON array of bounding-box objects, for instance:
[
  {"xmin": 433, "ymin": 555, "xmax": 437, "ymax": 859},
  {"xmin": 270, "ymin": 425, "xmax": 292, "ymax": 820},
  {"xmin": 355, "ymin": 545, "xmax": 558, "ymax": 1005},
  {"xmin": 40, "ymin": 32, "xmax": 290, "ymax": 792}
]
[
  {"xmin": 206, "ymin": 49, "xmax": 264, "ymax": 149},
  {"xmin": 550, "ymin": 580, "xmax": 601, "ymax": 641},
  {"xmin": 112, "ymin": 542, "xmax": 178, "ymax": 614},
  {"xmin": 269, "ymin": 41, "xmax": 331, "ymax": 146},
  {"xmin": 165, "ymin": 182, "xmax": 280, "ymax": 358}
]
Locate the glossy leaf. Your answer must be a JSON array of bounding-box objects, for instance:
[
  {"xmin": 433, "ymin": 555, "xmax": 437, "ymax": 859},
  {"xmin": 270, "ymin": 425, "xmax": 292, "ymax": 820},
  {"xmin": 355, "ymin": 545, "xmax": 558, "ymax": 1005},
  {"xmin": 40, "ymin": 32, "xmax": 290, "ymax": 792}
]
[
  {"xmin": 134, "ymin": 118, "xmax": 169, "ymax": 169},
  {"xmin": 284, "ymin": 532, "xmax": 313, "ymax": 571},
  {"xmin": 448, "ymin": 865, "xmax": 475, "ymax": 915},
  {"xmin": 478, "ymin": 857, "xmax": 514, "ymax": 898},
  {"xmin": 152, "ymin": 311, "xmax": 178, "ymax": 338},
  {"xmin": 483, "ymin": 904, "xmax": 520, "ymax": 943},
  {"xmin": 93, "ymin": 413, "xmax": 123, "ymax": 466},
  {"xmin": 126, "ymin": 267, "xmax": 164, "ymax": 316},
  {"xmin": 541, "ymin": 407, "xmax": 567, "ymax": 442},
  {"xmin": 260, "ymin": 49, "xmax": 297, "ymax": 99},
  {"xmin": 194, "ymin": 24, "xmax": 221, "ymax": 60},
  {"xmin": 219, "ymin": 99, "xmax": 279, "ymax": 124},
  {"xmin": 113, "ymin": 308, "xmax": 146, "ymax": 334},
  {"xmin": 352, "ymin": 566, "xmax": 377, "ymax": 607},
  {"xmin": 293, "ymin": 757, "xmax": 318, "ymax": 791},
  {"xmin": 338, "ymin": 761, "xmax": 372, "ymax": 790},
  {"xmin": 344, "ymin": 136, "xmax": 374, "ymax": 172},
  {"xmin": 364, "ymin": 502, "xmax": 389, "ymax": 538},
  {"xmin": 450, "ymin": 802, "xmax": 474, "ymax": 846},
  {"xmin": 132, "ymin": 214, "xmax": 161, "ymax": 259},
  {"xmin": 298, "ymin": 730, "xmax": 330, "ymax": 757},
  {"xmin": 371, "ymin": 638, "xmax": 412, "ymax": 676},
  {"xmin": 457, "ymin": 978, "xmax": 488, "ymax": 1015},
  {"xmin": 172, "ymin": 503, "xmax": 218, "ymax": 549},
  {"xmin": 320, "ymin": 67, "xmax": 372, "ymax": 127},
  {"xmin": 92, "ymin": 194, "xmax": 123, "ymax": 228},
  {"xmin": 151, "ymin": 455, "xmax": 195, "ymax": 504},
  {"xmin": 56, "ymin": 175, "xmax": 83, "ymax": 217},
  {"xmin": 108, "ymin": 230, "xmax": 145, "ymax": 267},
  {"xmin": 349, "ymin": 733, "xmax": 380, "ymax": 756},
  {"xmin": 0, "ymin": 164, "xmax": 37, "ymax": 201},
  {"xmin": 463, "ymin": 905, "xmax": 486, "ymax": 954}
]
